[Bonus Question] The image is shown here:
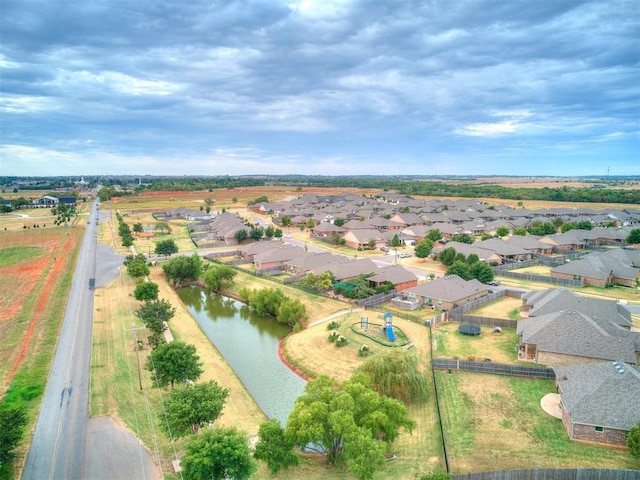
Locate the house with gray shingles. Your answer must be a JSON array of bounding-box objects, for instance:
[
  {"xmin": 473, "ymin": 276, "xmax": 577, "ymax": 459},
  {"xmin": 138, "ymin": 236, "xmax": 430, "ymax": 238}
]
[
  {"xmin": 237, "ymin": 240, "xmax": 283, "ymax": 259},
  {"xmin": 367, "ymin": 217, "xmax": 404, "ymax": 232},
  {"xmin": 504, "ymin": 234, "xmax": 553, "ymax": 255},
  {"xmin": 253, "ymin": 245, "xmax": 306, "ymax": 273},
  {"xmin": 207, "ymin": 212, "xmax": 246, "ymax": 245},
  {"xmin": 390, "ymin": 212, "xmax": 425, "ymax": 228},
  {"xmin": 342, "ymin": 228, "xmax": 387, "ymax": 250},
  {"xmin": 551, "ymin": 248, "xmax": 640, "ymax": 287},
  {"xmin": 284, "ymin": 252, "xmax": 347, "ymax": 275},
  {"xmin": 554, "ymin": 361, "xmax": 640, "ymax": 447},
  {"xmin": 550, "ymin": 256, "xmax": 613, "ymax": 287},
  {"xmin": 402, "ymin": 275, "xmax": 489, "ymax": 310},
  {"xmin": 473, "ymin": 237, "xmax": 532, "ymax": 262},
  {"xmin": 539, "ymin": 231, "xmax": 587, "ymax": 250},
  {"xmin": 311, "ymin": 222, "xmax": 345, "ymax": 237},
  {"xmin": 516, "ymin": 310, "xmax": 639, "ymax": 366},
  {"xmin": 366, "ymin": 265, "xmax": 419, "ymax": 292},
  {"xmin": 521, "ymin": 288, "xmax": 632, "ymax": 329},
  {"xmin": 311, "ymin": 258, "xmax": 378, "ymax": 282}
]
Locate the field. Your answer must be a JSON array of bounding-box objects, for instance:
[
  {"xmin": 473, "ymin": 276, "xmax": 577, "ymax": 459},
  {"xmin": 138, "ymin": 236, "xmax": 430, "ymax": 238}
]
[{"xmin": 0, "ymin": 225, "xmax": 84, "ymax": 474}]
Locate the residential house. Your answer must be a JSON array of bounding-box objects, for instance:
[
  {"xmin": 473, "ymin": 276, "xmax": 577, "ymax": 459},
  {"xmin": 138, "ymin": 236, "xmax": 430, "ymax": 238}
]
[
  {"xmin": 366, "ymin": 265, "xmax": 419, "ymax": 292},
  {"xmin": 253, "ymin": 245, "xmax": 306, "ymax": 273},
  {"xmin": 551, "ymin": 249, "xmax": 640, "ymax": 287},
  {"xmin": 342, "ymin": 228, "xmax": 387, "ymax": 250},
  {"xmin": 504, "ymin": 235, "xmax": 553, "ymax": 255},
  {"xmin": 402, "ymin": 275, "xmax": 489, "ymax": 310},
  {"xmin": 521, "ymin": 288, "xmax": 632, "ymax": 329},
  {"xmin": 311, "ymin": 222, "xmax": 345, "ymax": 237},
  {"xmin": 432, "ymin": 241, "xmax": 502, "ymax": 265},
  {"xmin": 311, "ymin": 258, "xmax": 378, "ymax": 282},
  {"xmin": 474, "ymin": 237, "xmax": 532, "ymax": 262},
  {"xmin": 516, "ymin": 310, "xmax": 639, "ymax": 366},
  {"xmin": 554, "ymin": 361, "xmax": 640, "ymax": 447}
]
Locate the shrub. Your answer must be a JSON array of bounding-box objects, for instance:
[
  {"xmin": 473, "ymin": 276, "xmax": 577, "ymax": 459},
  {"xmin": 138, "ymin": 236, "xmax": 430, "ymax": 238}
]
[
  {"xmin": 358, "ymin": 344, "xmax": 370, "ymax": 357},
  {"xmin": 327, "ymin": 320, "xmax": 339, "ymax": 330},
  {"xmin": 335, "ymin": 335, "xmax": 347, "ymax": 347},
  {"xmin": 328, "ymin": 330, "xmax": 340, "ymax": 343}
]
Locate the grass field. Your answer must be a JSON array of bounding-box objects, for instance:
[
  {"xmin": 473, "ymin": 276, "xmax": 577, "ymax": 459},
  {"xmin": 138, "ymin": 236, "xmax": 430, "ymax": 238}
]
[
  {"xmin": 437, "ymin": 371, "xmax": 639, "ymax": 472},
  {"xmin": 0, "ymin": 226, "xmax": 84, "ymax": 476}
]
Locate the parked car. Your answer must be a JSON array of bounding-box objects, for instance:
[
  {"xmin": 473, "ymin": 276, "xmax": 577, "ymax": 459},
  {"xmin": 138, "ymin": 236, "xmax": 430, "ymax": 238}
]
[
  {"xmin": 398, "ymin": 252, "xmax": 412, "ymax": 258},
  {"xmin": 380, "ymin": 246, "xmax": 389, "ymax": 252},
  {"xmin": 486, "ymin": 280, "xmax": 500, "ymax": 286}
]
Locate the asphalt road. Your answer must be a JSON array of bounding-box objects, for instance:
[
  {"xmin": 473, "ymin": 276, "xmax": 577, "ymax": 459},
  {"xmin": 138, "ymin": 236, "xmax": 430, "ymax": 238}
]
[{"xmin": 22, "ymin": 201, "xmax": 100, "ymax": 480}]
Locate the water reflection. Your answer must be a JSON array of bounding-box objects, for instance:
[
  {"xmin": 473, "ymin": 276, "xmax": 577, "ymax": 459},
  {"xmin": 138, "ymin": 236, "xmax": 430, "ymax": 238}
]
[{"xmin": 177, "ymin": 286, "xmax": 307, "ymax": 425}]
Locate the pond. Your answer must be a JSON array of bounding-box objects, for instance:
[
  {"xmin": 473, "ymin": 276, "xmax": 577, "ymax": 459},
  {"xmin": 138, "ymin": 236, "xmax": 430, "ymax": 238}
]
[{"xmin": 177, "ymin": 286, "xmax": 307, "ymax": 426}]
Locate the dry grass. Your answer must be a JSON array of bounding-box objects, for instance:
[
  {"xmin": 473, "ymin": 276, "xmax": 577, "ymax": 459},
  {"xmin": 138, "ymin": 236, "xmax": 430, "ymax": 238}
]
[
  {"xmin": 511, "ymin": 265, "xmax": 553, "ymax": 275},
  {"xmin": 433, "ymin": 323, "xmax": 519, "ymax": 364},
  {"xmin": 468, "ymin": 296, "xmax": 523, "ymax": 318}
]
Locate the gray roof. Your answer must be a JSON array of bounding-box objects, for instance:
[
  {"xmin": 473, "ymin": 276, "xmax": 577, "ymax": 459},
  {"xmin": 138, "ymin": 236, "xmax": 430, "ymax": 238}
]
[
  {"xmin": 551, "ymin": 255, "xmax": 612, "ymax": 280},
  {"xmin": 554, "ymin": 362, "xmax": 640, "ymax": 431},
  {"xmin": 311, "ymin": 258, "xmax": 378, "ymax": 281},
  {"xmin": 285, "ymin": 252, "xmax": 347, "ymax": 271},
  {"xmin": 517, "ymin": 310, "xmax": 638, "ymax": 363},
  {"xmin": 367, "ymin": 265, "xmax": 418, "ymax": 285},
  {"xmin": 237, "ymin": 240, "xmax": 282, "ymax": 256},
  {"xmin": 523, "ymin": 288, "xmax": 632, "ymax": 329},
  {"xmin": 404, "ymin": 275, "xmax": 488, "ymax": 302},
  {"xmin": 474, "ymin": 237, "xmax": 530, "ymax": 257}
]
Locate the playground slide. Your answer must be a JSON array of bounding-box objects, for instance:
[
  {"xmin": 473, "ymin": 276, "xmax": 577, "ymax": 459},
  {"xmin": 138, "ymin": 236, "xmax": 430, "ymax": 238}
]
[{"xmin": 386, "ymin": 326, "xmax": 396, "ymax": 342}]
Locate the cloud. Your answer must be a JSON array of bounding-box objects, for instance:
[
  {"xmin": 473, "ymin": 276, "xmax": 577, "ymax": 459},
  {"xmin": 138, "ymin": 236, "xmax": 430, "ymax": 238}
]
[{"xmin": 1, "ymin": 0, "xmax": 638, "ymax": 176}]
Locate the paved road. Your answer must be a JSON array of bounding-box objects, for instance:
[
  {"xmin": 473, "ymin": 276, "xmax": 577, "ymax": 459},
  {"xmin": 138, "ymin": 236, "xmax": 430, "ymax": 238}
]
[{"xmin": 22, "ymin": 202, "xmax": 100, "ymax": 480}]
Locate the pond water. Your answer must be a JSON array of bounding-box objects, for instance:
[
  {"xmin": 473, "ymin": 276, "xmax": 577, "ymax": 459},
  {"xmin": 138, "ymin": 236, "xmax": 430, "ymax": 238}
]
[{"xmin": 177, "ymin": 286, "xmax": 307, "ymax": 426}]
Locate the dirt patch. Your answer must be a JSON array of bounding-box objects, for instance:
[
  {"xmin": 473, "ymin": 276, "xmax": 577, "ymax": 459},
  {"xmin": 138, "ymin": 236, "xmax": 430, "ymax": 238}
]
[{"xmin": 0, "ymin": 229, "xmax": 82, "ymax": 393}]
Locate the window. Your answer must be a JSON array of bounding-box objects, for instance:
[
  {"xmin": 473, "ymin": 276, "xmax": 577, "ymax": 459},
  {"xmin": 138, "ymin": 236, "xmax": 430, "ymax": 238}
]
[{"xmin": 595, "ymin": 426, "xmax": 604, "ymax": 432}]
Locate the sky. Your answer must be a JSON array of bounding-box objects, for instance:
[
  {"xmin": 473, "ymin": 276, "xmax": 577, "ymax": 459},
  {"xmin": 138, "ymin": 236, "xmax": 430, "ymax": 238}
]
[{"xmin": 1, "ymin": 0, "xmax": 638, "ymax": 177}]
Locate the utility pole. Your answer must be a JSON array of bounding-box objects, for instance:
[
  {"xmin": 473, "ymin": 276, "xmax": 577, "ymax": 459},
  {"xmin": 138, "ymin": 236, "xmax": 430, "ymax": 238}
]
[{"xmin": 126, "ymin": 326, "xmax": 146, "ymax": 390}]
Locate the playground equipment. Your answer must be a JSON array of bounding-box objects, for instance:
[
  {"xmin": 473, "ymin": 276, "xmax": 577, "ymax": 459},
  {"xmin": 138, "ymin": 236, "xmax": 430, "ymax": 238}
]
[{"xmin": 383, "ymin": 313, "xmax": 396, "ymax": 342}]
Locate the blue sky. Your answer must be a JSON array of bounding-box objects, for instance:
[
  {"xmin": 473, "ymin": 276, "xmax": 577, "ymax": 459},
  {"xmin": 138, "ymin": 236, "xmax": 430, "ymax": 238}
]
[{"xmin": 1, "ymin": 0, "xmax": 638, "ymax": 177}]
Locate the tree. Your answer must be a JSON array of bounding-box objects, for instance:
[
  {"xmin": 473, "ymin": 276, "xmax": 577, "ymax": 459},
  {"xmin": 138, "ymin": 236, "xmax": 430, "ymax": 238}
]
[
  {"xmin": 357, "ymin": 350, "xmax": 428, "ymax": 404},
  {"xmin": 427, "ymin": 229, "xmax": 442, "ymax": 242},
  {"xmin": 367, "ymin": 238, "xmax": 377, "ymax": 250},
  {"xmin": 627, "ymin": 420, "xmax": 640, "ymax": 458},
  {"xmin": 136, "ymin": 298, "xmax": 176, "ymax": 340},
  {"xmin": 277, "ymin": 298, "xmax": 307, "ymax": 328},
  {"xmin": 162, "ymin": 254, "xmax": 201, "ymax": 286},
  {"xmin": 471, "ymin": 262, "xmax": 494, "ymax": 284},
  {"xmin": 51, "ymin": 202, "xmax": 77, "ymax": 225},
  {"xmin": 450, "ymin": 233, "xmax": 474, "ymax": 244},
  {"xmin": 305, "ymin": 218, "xmax": 316, "ymax": 230},
  {"xmin": 250, "ymin": 226, "xmax": 264, "ymax": 240},
  {"xmin": 234, "ymin": 228, "xmax": 248, "ymax": 242},
  {"xmin": 0, "ymin": 401, "xmax": 27, "ymax": 479},
  {"xmin": 333, "ymin": 217, "xmax": 345, "ymax": 227},
  {"xmin": 126, "ymin": 257, "xmax": 150, "ymax": 278},
  {"xmin": 154, "ymin": 222, "xmax": 172, "ymax": 234},
  {"xmin": 146, "ymin": 341, "xmax": 203, "ymax": 389},
  {"xmin": 466, "ymin": 253, "xmax": 480, "ymax": 265},
  {"xmin": 202, "ymin": 264, "xmax": 237, "ymax": 292},
  {"xmin": 133, "ymin": 222, "xmax": 144, "ymax": 233},
  {"xmin": 155, "ymin": 239, "xmax": 178, "ymax": 256},
  {"xmin": 281, "ymin": 215, "xmax": 291, "ymax": 228},
  {"xmin": 414, "ymin": 239, "xmax": 433, "ymax": 261},
  {"xmin": 253, "ymin": 419, "xmax": 299, "ymax": 474},
  {"xmin": 496, "ymin": 226, "xmax": 509, "ymax": 237},
  {"xmin": 285, "ymin": 374, "xmax": 415, "ymax": 479},
  {"xmin": 627, "ymin": 228, "xmax": 640, "ymax": 245},
  {"xmin": 445, "ymin": 261, "xmax": 472, "ymax": 280},
  {"xmin": 181, "ymin": 427, "xmax": 256, "ymax": 480},
  {"xmin": 264, "ymin": 225, "xmax": 275, "ymax": 238},
  {"xmin": 160, "ymin": 381, "xmax": 229, "ymax": 438},
  {"xmin": 274, "ymin": 228, "xmax": 283, "ymax": 238},
  {"xmin": 134, "ymin": 281, "xmax": 159, "ymax": 301},
  {"xmin": 301, "ymin": 271, "xmax": 334, "ymax": 292},
  {"xmin": 438, "ymin": 247, "xmax": 457, "ymax": 266}
]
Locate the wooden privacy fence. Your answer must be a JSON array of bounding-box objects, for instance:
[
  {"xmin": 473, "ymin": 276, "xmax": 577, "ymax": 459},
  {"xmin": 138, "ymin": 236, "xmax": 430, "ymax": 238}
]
[
  {"xmin": 497, "ymin": 269, "xmax": 584, "ymax": 287},
  {"xmin": 433, "ymin": 358, "xmax": 555, "ymax": 379},
  {"xmin": 357, "ymin": 290, "xmax": 397, "ymax": 308},
  {"xmin": 448, "ymin": 313, "xmax": 517, "ymax": 329},
  {"xmin": 452, "ymin": 469, "xmax": 640, "ymax": 480}
]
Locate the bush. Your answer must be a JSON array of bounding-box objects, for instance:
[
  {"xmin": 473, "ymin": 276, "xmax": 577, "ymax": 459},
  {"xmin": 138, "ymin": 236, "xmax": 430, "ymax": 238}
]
[
  {"xmin": 327, "ymin": 320, "xmax": 339, "ymax": 330},
  {"xmin": 335, "ymin": 335, "xmax": 347, "ymax": 347},
  {"xmin": 358, "ymin": 344, "xmax": 370, "ymax": 357},
  {"xmin": 328, "ymin": 330, "xmax": 340, "ymax": 343}
]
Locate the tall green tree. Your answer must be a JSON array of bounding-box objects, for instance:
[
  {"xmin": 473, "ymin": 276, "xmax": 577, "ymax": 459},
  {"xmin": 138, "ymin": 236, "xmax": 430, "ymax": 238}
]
[
  {"xmin": 285, "ymin": 374, "xmax": 415, "ymax": 479},
  {"xmin": 146, "ymin": 341, "xmax": 203, "ymax": 389},
  {"xmin": 159, "ymin": 381, "xmax": 229, "ymax": 438},
  {"xmin": 450, "ymin": 233, "xmax": 474, "ymax": 244},
  {"xmin": 162, "ymin": 254, "xmax": 201, "ymax": 286},
  {"xmin": 126, "ymin": 257, "xmax": 150, "ymax": 278},
  {"xmin": 627, "ymin": 420, "xmax": 640, "ymax": 458},
  {"xmin": 496, "ymin": 226, "xmax": 509, "ymax": 237},
  {"xmin": 234, "ymin": 228, "xmax": 248, "ymax": 242},
  {"xmin": 134, "ymin": 281, "xmax": 159, "ymax": 301},
  {"xmin": 253, "ymin": 419, "xmax": 300, "ymax": 475},
  {"xmin": 181, "ymin": 427, "xmax": 257, "ymax": 480},
  {"xmin": 471, "ymin": 262, "xmax": 495, "ymax": 284},
  {"xmin": 202, "ymin": 264, "xmax": 237, "ymax": 292},
  {"xmin": 414, "ymin": 238, "xmax": 434, "ymax": 261},
  {"xmin": 438, "ymin": 247, "xmax": 457, "ymax": 266},
  {"xmin": 357, "ymin": 350, "xmax": 428, "ymax": 404},
  {"xmin": 136, "ymin": 298, "xmax": 175, "ymax": 336},
  {"xmin": 391, "ymin": 234, "xmax": 401, "ymax": 258},
  {"xmin": 155, "ymin": 239, "xmax": 178, "ymax": 256},
  {"xmin": 427, "ymin": 229, "xmax": 442, "ymax": 242},
  {"xmin": 627, "ymin": 228, "xmax": 640, "ymax": 244},
  {"xmin": 445, "ymin": 260, "xmax": 472, "ymax": 280}
]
